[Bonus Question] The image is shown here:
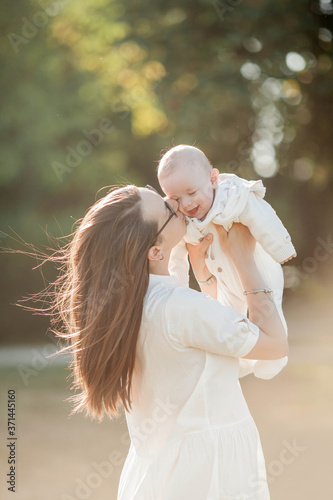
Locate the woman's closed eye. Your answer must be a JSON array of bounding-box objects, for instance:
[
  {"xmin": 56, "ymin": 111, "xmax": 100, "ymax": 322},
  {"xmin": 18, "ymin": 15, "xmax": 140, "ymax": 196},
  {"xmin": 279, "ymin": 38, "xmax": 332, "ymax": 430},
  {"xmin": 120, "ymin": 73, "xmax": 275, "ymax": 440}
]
[{"xmin": 165, "ymin": 202, "xmax": 177, "ymax": 217}]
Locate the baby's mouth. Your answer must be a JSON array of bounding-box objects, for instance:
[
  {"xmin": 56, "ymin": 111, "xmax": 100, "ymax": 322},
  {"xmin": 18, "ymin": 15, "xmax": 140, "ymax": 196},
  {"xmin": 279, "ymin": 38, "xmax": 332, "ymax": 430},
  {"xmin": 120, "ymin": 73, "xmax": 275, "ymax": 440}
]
[{"xmin": 188, "ymin": 206, "xmax": 199, "ymax": 217}]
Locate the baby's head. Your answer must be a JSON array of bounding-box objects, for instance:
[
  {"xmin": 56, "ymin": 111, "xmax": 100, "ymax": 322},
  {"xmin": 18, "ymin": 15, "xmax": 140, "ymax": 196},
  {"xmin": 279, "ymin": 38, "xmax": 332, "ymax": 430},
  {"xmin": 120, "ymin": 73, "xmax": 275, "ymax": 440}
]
[{"xmin": 157, "ymin": 145, "xmax": 219, "ymax": 221}]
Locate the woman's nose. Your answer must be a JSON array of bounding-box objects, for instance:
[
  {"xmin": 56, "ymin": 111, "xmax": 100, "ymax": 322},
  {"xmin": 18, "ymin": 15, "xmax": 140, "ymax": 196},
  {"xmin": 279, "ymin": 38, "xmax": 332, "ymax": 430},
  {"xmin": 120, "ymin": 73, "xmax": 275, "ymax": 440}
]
[{"xmin": 167, "ymin": 198, "xmax": 179, "ymax": 213}]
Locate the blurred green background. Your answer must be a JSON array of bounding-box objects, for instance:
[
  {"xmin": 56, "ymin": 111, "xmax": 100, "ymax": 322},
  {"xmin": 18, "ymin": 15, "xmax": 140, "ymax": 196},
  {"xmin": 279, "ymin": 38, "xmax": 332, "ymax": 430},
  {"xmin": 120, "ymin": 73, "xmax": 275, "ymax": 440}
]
[{"xmin": 0, "ymin": 0, "xmax": 332, "ymax": 499}]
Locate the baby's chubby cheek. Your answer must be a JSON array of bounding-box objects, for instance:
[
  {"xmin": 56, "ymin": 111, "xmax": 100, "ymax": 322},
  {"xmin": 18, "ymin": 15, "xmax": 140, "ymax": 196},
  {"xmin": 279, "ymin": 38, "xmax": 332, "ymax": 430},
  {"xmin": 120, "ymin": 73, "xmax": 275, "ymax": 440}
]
[{"xmin": 177, "ymin": 206, "xmax": 187, "ymax": 216}]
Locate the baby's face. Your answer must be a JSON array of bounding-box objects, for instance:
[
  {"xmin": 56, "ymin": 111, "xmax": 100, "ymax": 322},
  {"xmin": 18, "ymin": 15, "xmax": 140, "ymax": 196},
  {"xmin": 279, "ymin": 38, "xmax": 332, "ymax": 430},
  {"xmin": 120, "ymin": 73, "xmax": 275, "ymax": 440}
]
[{"xmin": 159, "ymin": 163, "xmax": 219, "ymax": 221}]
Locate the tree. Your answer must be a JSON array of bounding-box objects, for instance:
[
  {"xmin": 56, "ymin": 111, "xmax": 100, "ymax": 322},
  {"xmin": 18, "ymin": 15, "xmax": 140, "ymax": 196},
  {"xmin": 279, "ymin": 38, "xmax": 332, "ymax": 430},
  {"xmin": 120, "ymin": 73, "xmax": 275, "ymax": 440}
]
[{"xmin": 0, "ymin": 0, "xmax": 332, "ymax": 342}]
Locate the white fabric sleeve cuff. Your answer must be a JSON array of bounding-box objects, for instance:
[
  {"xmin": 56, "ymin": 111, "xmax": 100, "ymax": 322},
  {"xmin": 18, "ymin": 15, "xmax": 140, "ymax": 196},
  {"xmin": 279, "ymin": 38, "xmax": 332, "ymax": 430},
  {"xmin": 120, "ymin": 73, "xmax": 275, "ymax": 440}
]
[
  {"xmin": 232, "ymin": 318, "xmax": 260, "ymax": 358},
  {"xmin": 271, "ymin": 241, "xmax": 296, "ymax": 263}
]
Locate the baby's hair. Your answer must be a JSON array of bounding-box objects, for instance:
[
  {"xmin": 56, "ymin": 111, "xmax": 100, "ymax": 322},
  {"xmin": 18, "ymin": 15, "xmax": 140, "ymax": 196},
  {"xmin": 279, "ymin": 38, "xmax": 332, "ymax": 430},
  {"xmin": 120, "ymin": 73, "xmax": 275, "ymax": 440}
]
[{"xmin": 157, "ymin": 144, "xmax": 212, "ymax": 179}]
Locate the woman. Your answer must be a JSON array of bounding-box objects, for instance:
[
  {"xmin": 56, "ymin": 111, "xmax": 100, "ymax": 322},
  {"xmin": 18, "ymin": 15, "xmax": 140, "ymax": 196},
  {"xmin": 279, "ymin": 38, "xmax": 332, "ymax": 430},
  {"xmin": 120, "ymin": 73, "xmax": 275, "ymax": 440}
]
[{"xmin": 16, "ymin": 184, "xmax": 287, "ymax": 499}]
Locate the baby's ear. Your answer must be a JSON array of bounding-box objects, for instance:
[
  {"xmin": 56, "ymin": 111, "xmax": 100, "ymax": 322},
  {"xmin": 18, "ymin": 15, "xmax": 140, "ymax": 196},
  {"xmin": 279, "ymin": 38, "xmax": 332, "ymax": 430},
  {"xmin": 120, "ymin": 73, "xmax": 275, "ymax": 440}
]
[{"xmin": 211, "ymin": 168, "xmax": 219, "ymax": 187}]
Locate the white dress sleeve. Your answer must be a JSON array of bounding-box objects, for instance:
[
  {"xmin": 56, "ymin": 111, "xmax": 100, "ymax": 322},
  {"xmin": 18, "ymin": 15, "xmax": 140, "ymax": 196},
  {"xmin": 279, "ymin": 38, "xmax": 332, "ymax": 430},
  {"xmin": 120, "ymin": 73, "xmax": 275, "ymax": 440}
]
[
  {"xmin": 165, "ymin": 287, "xmax": 259, "ymax": 358},
  {"xmin": 239, "ymin": 191, "xmax": 296, "ymax": 263}
]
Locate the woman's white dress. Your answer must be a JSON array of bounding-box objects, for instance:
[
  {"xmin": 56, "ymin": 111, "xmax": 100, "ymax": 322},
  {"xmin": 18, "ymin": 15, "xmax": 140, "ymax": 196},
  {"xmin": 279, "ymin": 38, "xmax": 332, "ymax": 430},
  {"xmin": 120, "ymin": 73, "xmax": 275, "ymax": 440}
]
[{"xmin": 117, "ymin": 274, "xmax": 270, "ymax": 500}]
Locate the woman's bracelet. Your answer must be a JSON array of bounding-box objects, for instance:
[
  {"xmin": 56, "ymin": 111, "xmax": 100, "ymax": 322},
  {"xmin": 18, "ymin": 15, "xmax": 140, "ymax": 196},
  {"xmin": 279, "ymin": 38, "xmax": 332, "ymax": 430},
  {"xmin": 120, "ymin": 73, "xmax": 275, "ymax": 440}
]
[
  {"xmin": 197, "ymin": 274, "xmax": 216, "ymax": 286},
  {"xmin": 243, "ymin": 288, "xmax": 273, "ymax": 295}
]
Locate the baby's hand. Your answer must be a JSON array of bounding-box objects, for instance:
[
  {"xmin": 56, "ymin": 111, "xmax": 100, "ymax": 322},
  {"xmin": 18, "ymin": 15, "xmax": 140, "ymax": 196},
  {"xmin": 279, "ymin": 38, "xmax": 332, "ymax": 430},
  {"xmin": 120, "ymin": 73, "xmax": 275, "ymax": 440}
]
[
  {"xmin": 185, "ymin": 234, "xmax": 213, "ymax": 279},
  {"xmin": 280, "ymin": 252, "xmax": 297, "ymax": 264}
]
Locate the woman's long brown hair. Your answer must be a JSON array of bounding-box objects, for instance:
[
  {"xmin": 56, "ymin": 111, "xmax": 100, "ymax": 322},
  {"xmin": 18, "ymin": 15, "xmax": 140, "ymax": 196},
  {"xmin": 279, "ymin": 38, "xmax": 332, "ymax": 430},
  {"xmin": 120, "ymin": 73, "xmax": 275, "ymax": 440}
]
[{"xmin": 2, "ymin": 185, "xmax": 159, "ymax": 422}]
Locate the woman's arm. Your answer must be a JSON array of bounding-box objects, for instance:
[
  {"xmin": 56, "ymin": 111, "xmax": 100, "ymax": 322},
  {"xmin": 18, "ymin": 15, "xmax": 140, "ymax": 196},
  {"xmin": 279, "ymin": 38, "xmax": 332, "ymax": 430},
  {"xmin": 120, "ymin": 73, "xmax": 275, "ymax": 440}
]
[
  {"xmin": 215, "ymin": 223, "xmax": 289, "ymax": 360},
  {"xmin": 185, "ymin": 234, "xmax": 217, "ymax": 299}
]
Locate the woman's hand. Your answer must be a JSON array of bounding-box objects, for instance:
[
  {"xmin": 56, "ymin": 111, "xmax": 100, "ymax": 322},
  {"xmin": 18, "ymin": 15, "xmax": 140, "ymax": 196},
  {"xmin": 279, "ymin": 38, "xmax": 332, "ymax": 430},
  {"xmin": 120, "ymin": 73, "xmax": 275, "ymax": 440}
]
[
  {"xmin": 185, "ymin": 234, "xmax": 213, "ymax": 282},
  {"xmin": 214, "ymin": 223, "xmax": 256, "ymax": 266}
]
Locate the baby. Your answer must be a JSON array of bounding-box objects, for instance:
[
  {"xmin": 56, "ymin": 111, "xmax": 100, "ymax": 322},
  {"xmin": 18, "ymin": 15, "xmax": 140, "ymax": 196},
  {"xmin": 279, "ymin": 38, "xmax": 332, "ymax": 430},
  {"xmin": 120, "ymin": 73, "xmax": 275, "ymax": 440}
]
[{"xmin": 157, "ymin": 144, "xmax": 296, "ymax": 380}]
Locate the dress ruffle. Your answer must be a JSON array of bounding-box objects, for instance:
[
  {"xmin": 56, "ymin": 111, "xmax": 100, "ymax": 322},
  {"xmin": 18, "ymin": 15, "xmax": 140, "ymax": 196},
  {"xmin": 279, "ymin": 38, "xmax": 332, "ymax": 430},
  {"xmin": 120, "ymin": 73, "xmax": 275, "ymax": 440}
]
[{"xmin": 117, "ymin": 415, "xmax": 270, "ymax": 500}]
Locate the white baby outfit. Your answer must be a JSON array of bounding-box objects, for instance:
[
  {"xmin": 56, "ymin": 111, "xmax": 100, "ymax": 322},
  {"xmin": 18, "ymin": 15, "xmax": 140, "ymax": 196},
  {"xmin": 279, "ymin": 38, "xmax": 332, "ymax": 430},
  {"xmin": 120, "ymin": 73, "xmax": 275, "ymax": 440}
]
[
  {"xmin": 169, "ymin": 173, "xmax": 296, "ymax": 379},
  {"xmin": 117, "ymin": 274, "xmax": 270, "ymax": 500}
]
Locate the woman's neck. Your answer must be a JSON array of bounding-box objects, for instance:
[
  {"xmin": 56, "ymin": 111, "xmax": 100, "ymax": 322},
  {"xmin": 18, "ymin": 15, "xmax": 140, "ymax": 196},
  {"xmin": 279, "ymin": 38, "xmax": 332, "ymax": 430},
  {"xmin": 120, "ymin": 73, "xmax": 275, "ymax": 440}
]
[{"xmin": 148, "ymin": 250, "xmax": 171, "ymax": 275}]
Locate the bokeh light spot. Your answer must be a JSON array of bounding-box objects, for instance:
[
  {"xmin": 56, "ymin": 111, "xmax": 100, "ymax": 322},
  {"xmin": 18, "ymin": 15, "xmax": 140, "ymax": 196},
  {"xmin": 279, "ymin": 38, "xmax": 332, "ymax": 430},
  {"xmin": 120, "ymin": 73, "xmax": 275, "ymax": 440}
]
[
  {"xmin": 172, "ymin": 73, "xmax": 198, "ymax": 95},
  {"xmin": 293, "ymin": 158, "xmax": 314, "ymax": 181},
  {"xmin": 240, "ymin": 62, "xmax": 261, "ymax": 81},
  {"xmin": 260, "ymin": 78, "xmax": 282, "ymax": 100},
  {"xmin": 243, "ymin": 37, "xmax": 263, "ymax": 53},
  {"xmin": 283, "ymin": 79, "xmax": 301, "ymax": 99},
  {"xmin": 253, "ymin": 156, "xmax": 279, "ymax": 178},
  {"xmin": 162, "ymin": 8, "xmax": 187, "ymax": 26},
  {"xmin": 251, "ymin": 140, "xmax": 278, "ymax": 177},
  {"xmin": 286, "ymin": 52, "xmax": 306, "ymax": 72},
  {"xmin": 318, "ymin": 27, "xmax": 333, "ymax": 42}
]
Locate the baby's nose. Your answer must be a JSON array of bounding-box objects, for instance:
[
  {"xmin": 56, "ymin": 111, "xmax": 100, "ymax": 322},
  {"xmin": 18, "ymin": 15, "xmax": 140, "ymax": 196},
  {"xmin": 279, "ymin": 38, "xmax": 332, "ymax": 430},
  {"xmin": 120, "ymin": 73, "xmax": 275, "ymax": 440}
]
[{"xmin": 181, "ymin": 196, "xmax": 192, "ymax": 209}]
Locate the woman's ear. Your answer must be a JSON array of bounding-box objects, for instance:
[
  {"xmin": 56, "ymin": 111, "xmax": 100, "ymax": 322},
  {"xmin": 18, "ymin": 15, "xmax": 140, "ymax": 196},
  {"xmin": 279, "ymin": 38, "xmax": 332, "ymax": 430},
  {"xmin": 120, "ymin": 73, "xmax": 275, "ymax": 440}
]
[
  {"xmin": 147, "ymin": 245, "xmax": 163, "ymax": 262},
  {"xmin": 210, "ymin": 168, "xmax": 219, "ymax": 187}
]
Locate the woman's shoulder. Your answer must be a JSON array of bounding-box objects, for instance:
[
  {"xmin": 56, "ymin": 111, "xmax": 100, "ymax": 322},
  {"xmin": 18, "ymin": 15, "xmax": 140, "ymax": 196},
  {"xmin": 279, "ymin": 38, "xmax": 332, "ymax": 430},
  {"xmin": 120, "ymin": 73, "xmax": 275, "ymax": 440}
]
[
  {"xmin": 142, "ymin": 279, "xmax": 193, "ymax": 336},
  {"xmin": 146, "ymin": 276, "xmax": 198, "ymax": 301},
  {"xmin": 145, "ymin": 276, "xmax": 209, "ymax": 313},
  {"xmin": 158, "ymin": 282, "xmax": 219, "ymax": 319}
]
